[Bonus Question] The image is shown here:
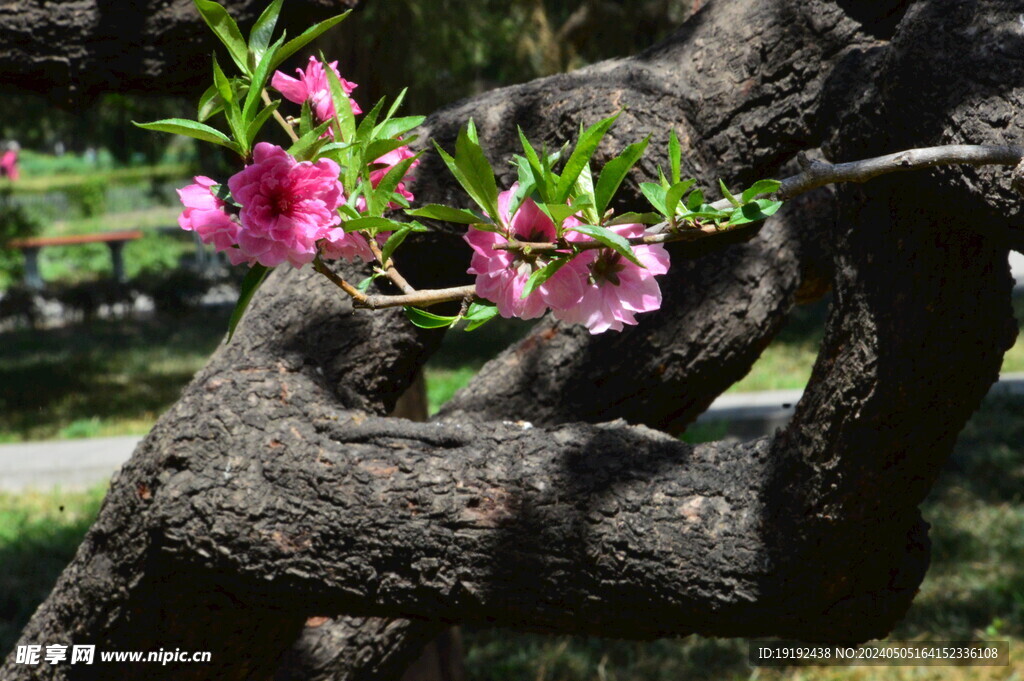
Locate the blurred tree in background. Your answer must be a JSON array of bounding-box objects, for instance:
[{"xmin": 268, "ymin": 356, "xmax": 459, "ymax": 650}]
[
  {"xmin": 1, "ymin": 0, "xmax": 695, "ymax": 168},
  {"xmin": 321, "ymin": 0, "xmax": 695, "ymax": 113}
]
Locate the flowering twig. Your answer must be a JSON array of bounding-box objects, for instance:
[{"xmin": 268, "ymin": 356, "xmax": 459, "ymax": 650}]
[
  {"xmin": 494, "ymin": 224, "xmax": 720, "ymax": 254},
  {"xmin": 342, "ymin": 143, "xmax": 1024, "ymax": 310}
]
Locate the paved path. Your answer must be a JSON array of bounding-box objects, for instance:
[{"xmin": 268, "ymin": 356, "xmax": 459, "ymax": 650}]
[
  {"xmin": 3, "ymin": 373, "xmax": 1024, "ymax": 492},
  {"xmin": 0, "ymin": 436, "xmax": 143, "ymax": 492}
]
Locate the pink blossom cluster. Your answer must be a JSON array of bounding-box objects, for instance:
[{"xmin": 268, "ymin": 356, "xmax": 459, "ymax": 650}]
[
  {"xmin": 465, "ymin": 184, "xmax": 669, "ymax": 334},
  {"xmin": 178, "ymin": 59, "xmax": 418, "ymax": 269}
]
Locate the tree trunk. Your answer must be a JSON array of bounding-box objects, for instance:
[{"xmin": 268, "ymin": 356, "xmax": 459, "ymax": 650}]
[{"xmin": 3, "ymin": 1, "xmax": 1023, "ymax": 680}]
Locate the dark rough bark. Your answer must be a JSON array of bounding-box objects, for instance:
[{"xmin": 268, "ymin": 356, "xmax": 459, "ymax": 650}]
[
  {"xmin": 0, "ymin": 0, "xmax": 357, "ymax": 105},
  {"xmin": 3, "ymin": 1, "xmax": 1024, "ymax": 680}
]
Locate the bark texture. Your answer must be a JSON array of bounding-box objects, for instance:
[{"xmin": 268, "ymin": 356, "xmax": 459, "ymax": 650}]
[
  {"xmin": 0, "ymin": 0, "xmax": 357, "ymax": 104},
  {"xmin": 3, "ymin": 1, "xmax": 1024, "ymax": 680}
]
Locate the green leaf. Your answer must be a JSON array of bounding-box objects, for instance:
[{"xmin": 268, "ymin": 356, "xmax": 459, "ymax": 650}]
[
  {"xmin": 741, "ymin": 179, "xmax": 782, "ymax": 204},
  {"xmin": 730, "ymin": 199, "xmax": 783, "ymax": 225},
  {"xmin": 380, "ymin": 88, "xmax": 408, "ymax": 125},
  {"xmin": 299, "ymin": 100, "xmax": 313, "ymax": 137},
  {"xmin": 404, "ymin": 307, "xmax": 458, "ymax": 329},
  {"xmin": 363, "ymin": 138, "xmax": 417, "ymax": 167},
  {"xmin": 197, "ymin": 84, "xmax": 225, "ymax": 122},
  {"xmin": 378, "ymin": 224, "xmax": 417, "ymax": 266},
  {"xmin": 380, "ymin": 225, "xmax": 411, "ymax": 265},
  {"xmin": 212, "ymin": 55, "xmax": 234, "ymax": 105},
  {"xmin": 570, "ymin": 223, "xmax": 644, "ymax": 267},
  {"xmin": 639, "ymin": 182, "xmax": 668, "ymax": 216},
  {"xmin": 594, "ymin": 136, "xmax": 649, "ymax": 214},
  {"xmin": 194, "ymin": 0, "xmax": 250, "ymax": 74},
  {"xmin": 342, "ymin": 216, "xmax": 399, "ymax": 234},
  {"xmin": 322, "ymin": 52, "xmax": 356, "ymax": 142},
  {"xmin": 356, "ymin": 273, "xmax": 382, "ymax": 292},
  {"xmin": 243, "ymin": 35, "xmax": 284, "ymax": 123},
  {"xmin": 269, "ymin": 11, "xmax": 352, "ymax": 72},
  {"xmin": 227, "ymin": 264, "xmax": 270, "ymax": 341},
  {"xmin": 522, "ymin": 257, "xmax": 569, "ymax": 299},
  {"xmin": 355, "ymin": 97, "xmax": 387, "ymax": 142},
  {"xmin": 376, "ymin": 115, "xmax": 424, "ymax": 140},
  {"xmin": 606, "ymin": 211, "xmax": 662, "ymax": 226},
  {"xmin": 286, "ymin": 120, "xmax": 331, "ymax": 159},
  {"xmin": 719, "ymin": 179, "xmax": 741, "ymax": 208},
  {"xmin": 669, "ymin": 129, "xmax": 682, "ymax": 185},
  {"xmin": 245, "ymin": 100, "xmax": 280, "ymax": 147},
  {"xmin": 555, "ymin": 112, "xmax": 620, "ymax": 203},
  {"xmin": 541, "ymin": 203, "xmax": 581, "ymax": 227},
  {"xmin": 462, "ymin": 302, "xmax": 499, "ymax": 331},
  {"xmin": 132, "ymin": 118, "xmax": 240, "ymax": 153},
  {"xmin": 406, "ymin": 204, "xmax": 484, "ymax": 225},
  {"xmin": 573, "ymin": 162, "xmax": 601, "ymax": 225},
  {"xmin": 249, "ymin": 0, "xmax": 282, "ymax": 62},
  {"xmin": 369, "ymin": 153, "xmax": 421, "ymax": 215},
  {"xmin": 685, "ymin": 188, "xmax": 705, "ymax": 212},
  {"xmin": 453, "ymin": 122, "xmax": 500, "ymax": 222},
  {"xmin": 664, "ymin": 179, "xmax": 696, "ymax": 217},
  {"xmin": 517, "ymin": 128, "xmax": 550, "ymax": 203}
]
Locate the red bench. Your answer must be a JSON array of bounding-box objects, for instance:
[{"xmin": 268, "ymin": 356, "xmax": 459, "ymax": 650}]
[{"xmin": 6, "ymin": 230, "xmax": 143, "ymax": 289}]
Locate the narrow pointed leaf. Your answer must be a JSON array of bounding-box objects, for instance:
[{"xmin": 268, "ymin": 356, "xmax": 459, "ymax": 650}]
[
  {"xmin": 249, "ymin": 0, "xmax": 283, "ymax": 61},
  {"xmin": 664, "ymin": 179, "xmax": 696, "ymax": 217},
  {"xmin": 522, "ymin": 257, "xmax": 569, "ymax": 299},
  {"xmin": 245, "ymin": 100, "xmax": 280, "ymax": 146},
  {"xmin": 404, "ymin": 307, "xmax": 458, "ymax": 329},
  {"xmin": 406, "ymin": 205, "xmax": 484, "ymax": 224},
  {"xmin": 741, "ymin": 179, "xmax": 782, "ymax": 204},
  {"xmin": 380, "ymin": 225, "xmax": 411, "ymax": 265},
  {"xmin": 322, "ymin": 53, "xmax": 356, "ymax": 142},
  {"xmin": 243, "ymin": 36, "xmax": 284, "ymax": 123},
  {"xmin": 197, "ymin": 83, "xmax": 225, "ymax": 122},
  {"xmin": 595, "ymin": 136, "xmax": 649, "ymax": 214},
  {"xmin": 133, "ymin": 118, "xmax": 239, "ymax": 152},
  {"xmin": 570, "ymin": 223, "xmax": 644, "ymax": 267},
  {"xmin": 639, "ymin": 181, "xmax": 668, "ymax": 216},
  {"xmin": 669, "ymin": 129, "xmax": 682, "ymax": 185},
  {"xmin": 463, "ymin": 302, "xmax": 499, "ymax": 331},
  {"xmin": 194, "ymin": 0, "xmax": 249, "ymax": 74},
  {"xmin": 555, "ymin": 112, "xmax": 620, "ymax": 203},
  {"xmin": 286, "ymin": 120, "xmax": 331, "ymax": 159},
  {"xmin": 269, "ymin": 12, "xmax": 352, "ymax": 72},
  {"xmin": 719, "ymin": 179, "xmax": 741, "ymax": 208}
]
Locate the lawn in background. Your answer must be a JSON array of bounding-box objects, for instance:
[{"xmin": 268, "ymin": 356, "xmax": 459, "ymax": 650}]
[
  {"xmin": 2, "ymin": 395, "xmax": 1021, "ymax": 678},
  {"xmin": 4, "ymin": 294, "xmax": 1024, "ymax": 442}
]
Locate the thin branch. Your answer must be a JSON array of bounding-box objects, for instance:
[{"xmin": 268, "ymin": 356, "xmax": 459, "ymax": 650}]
[
  {"xmin": 777, "ymin": 144, "xmax": 1024, "ymax": 199},
  {"xmin": 367, "ymin": 239, "xmax": 417, "ymax": 294},
  {"xmin": 353, "ymin": 285, "xmax": 477, "ymax": 310},
  {"xmin": 313, "ymin": 255, "xmax": 368, "ymax": 304},
  {"xmin": 263, "ymin": 89, "xmax": 299, "ymax": 144}
]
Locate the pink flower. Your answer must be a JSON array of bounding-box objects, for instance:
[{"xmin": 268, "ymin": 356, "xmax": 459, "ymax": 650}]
[
  {"xmin": 271, "ymin": 56, "xmax": 362, "ymax": 127},
  {"xmin": 227, "ymin": 143, "xmax": 344, "ymax": 268},
  {"xmin": 177, "ymin": 176, "xmax": 242, "ymax": 261},
  {"xmin": 319, "ymin": 225, "xmax": 375, "ymax": 263},
  {"xmin": 465, "ymin": 184, "xmax": 587, "ymax": 319},
  {"xmin": 553, "ymin": 223, "xmax": 670, "ymax": 333}
]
